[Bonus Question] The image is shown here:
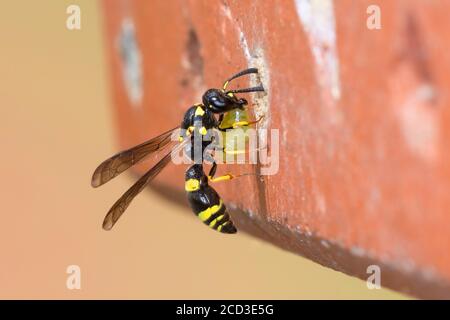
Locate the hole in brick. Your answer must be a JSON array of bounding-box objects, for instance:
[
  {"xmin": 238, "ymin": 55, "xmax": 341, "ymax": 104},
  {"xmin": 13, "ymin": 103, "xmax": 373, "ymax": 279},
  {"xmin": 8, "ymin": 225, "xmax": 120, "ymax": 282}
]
[
  {"xmin": 186, "ymin": 28, "xmax": 204, "ymax": 78},
  {"xmin": 180, "ymin": 28, "xmax": 204, "ymax": 89}
]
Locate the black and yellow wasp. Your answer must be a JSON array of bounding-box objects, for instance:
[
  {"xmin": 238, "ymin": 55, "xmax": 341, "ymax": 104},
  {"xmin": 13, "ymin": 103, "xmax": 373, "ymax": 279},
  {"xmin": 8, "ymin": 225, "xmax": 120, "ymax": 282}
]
[{"xmin": 91, "ymin": 68, "xmax": 264, "ymax": 233}]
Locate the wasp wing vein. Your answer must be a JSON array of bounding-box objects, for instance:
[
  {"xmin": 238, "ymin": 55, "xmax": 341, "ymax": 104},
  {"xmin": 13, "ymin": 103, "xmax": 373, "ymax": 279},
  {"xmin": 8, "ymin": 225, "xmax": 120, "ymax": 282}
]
[
  {"xmin": 102, "ymin": 139, "xmax": 187, "ymax": 230},
  {"xmin": 91, "ymin": 127, "xmax": 179, "ymax": 188}
]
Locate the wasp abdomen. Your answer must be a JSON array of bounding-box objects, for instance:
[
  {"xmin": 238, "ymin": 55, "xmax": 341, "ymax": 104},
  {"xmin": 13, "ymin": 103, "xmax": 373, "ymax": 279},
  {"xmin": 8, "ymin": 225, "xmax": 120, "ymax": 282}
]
[
  {"xmin": 188, "ymin": 195, "xmax": 237, "ymax": 234},
  {"xmin": 185, "ymin": 167, "xmax": 237, "ymax": 234},
  {"xmin": 196, "ymin": 200, "xmax": 237, "ymax": 233}
]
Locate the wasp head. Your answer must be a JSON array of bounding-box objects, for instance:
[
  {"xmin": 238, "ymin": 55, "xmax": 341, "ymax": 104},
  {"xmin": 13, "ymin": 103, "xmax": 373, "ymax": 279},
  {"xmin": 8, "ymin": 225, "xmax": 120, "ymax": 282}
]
[{"xmin": 202, "ymin": 89, "xmax": 247, "ymax": 114}]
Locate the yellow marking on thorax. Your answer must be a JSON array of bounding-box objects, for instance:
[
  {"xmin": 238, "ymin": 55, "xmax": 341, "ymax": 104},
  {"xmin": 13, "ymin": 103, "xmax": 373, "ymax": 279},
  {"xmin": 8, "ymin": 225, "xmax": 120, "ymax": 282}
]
[
  {"xmin": 199, "ymin": 126, "xmax": 207, "ymax": 135},
  {"xmin": 186, "ymin": 125, "xmax": 207, "ymax": 136},
  {"xmin": 185, "ymin": 179, "xmax": 200, "ymax": 192},
  {"xmin": 198, "ymin": 200, "xmax": 223, "ymax": 222},
  {"xmin": 195, "ymin": 106, "xmax": 205, "ymax": 116}
]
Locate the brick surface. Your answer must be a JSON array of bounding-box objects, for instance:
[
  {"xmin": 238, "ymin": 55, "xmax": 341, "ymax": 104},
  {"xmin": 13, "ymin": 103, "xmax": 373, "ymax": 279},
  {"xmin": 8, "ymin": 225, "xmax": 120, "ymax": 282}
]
[{"xmin": 102, "ymin": 0, "xmax": 450, "ymax": 298}]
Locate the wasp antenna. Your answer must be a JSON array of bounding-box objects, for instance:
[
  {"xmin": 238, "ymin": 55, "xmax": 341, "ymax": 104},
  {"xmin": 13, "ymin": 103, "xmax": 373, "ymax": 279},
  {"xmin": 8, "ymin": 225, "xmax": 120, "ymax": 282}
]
[
  {"xmin": 223, "ymin": 68, "xmax": 259, "ymax": 89},
  {"xmin": 228, "ymin": 85, "xmax": 265, "ymax": 94}
]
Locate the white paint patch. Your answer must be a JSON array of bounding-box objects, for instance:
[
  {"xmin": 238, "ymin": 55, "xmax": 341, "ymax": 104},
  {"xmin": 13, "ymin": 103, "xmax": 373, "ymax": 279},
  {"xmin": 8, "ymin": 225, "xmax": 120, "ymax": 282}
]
[
  {"xmin": 294, "ymin": 0, "xmax": 341, "ymax": 100},
  {"xmin": 350, "ymin": 246, "xmax": 366, "ymax": 257},
  {"xmin": 247, "ymin": 209, "xmax": 256, "ymax": 218},
  {"xmin": 227, "ymin": 202, "xmax": 238, "ymax": 210},
  {"xmin": 422, "ymin": 266, "xmax": 437, "ymax": 281},
  {"xmin": 239, "ymin": 31, "xmax": 252, "ymax": 62},
  {"xmin": 222, "ymin": 4, "xmax": 232, "ymax": 20},
  {"xmin": 321, "ymin": 239, "xmax": 330, "ymax": 248},
  {"xmin": 118, "ymin": 19, "xmax": 143, "ymax": 107},
  {"xmin": 221, "ymin": 5, "xmax": 271, "ymax": 152},
  {"xmin": 315, "ymin": 192, "xmax": 327, "ymax": 214},
  {"xmin": 398, "ymin": 258, "xmax": 416, "ymax": 274},
  {"xmin": 396, "ymin": 84, "xmax": 438, "ymax": 162}
]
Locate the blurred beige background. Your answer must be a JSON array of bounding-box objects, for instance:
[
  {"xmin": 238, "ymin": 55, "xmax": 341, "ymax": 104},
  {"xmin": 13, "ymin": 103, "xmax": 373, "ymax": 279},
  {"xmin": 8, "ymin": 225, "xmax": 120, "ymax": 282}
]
[{"xmin": 0, "ymin": 0, "xmax": 404, "ymax": 299}]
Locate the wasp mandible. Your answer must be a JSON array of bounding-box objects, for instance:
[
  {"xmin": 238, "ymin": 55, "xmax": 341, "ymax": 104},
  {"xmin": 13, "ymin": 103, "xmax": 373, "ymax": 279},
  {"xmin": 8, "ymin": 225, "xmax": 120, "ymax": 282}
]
[{"xmin": 91, "ymin": 68, "xmax": 264, "ymax": 233}]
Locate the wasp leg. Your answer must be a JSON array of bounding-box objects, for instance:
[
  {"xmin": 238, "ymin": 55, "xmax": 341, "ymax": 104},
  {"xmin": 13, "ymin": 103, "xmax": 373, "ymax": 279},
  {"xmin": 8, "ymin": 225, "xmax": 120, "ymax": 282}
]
[
  {"xmin": 207, "ymin": 162, "xmax": 233, "ymax": 182},
  {"xmin": 208, "ymin": 161, "xmax": 218, "ymax": 178},
  {"xmin": 215, "ymin": 145, "xmax": 266, "ymax": 155},
  {"xmin": 207, "ymin": 161, "xmax": 258, "ymax": 183},
  {"xmin": 209, "ymin": 174, "xmax": 235, "ymax": 183},
  {"xmin": 219, "ymin": 116, "xmax": 264, "ymax": 131}
]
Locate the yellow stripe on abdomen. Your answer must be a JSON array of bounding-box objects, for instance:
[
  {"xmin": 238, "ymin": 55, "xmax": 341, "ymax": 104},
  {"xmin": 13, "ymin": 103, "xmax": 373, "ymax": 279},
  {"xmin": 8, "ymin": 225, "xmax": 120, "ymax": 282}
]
[
  {"xmin": 197, "ymin": 200, "xmax": 223, "ymax": 222},
  {"xmin": 217, "ymin": 221, "xmax": 230, "ymax": 232},
  {"xmin": 208, "ymin": 214, "xmax": 224, "ymax": 228},
  {"xmin": 195, "ymin": 200, "xmax": 236, "ymax": 233}
]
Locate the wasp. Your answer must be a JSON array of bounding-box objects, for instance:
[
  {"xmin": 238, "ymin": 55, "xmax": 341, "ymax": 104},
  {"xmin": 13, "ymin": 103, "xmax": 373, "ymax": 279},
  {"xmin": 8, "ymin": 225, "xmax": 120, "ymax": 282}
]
[{"xmin": 91, "ymin": 68, "xmax": 264, "ymax": 233}]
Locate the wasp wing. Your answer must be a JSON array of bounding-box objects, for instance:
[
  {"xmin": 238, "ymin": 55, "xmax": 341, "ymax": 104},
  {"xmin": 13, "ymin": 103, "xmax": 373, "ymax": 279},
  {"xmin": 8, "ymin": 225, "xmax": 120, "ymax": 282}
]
[
  {"xmin": 91, "ymin": 127, "xmax": 179, "ymax": 188},
  {"xmin": 102, "ymin": 139, "xmax": 188, "ymax": 230}
]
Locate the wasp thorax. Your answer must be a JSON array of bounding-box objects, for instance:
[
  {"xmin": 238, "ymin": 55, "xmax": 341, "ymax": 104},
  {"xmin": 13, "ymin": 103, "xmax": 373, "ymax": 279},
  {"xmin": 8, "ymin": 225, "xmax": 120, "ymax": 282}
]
[{"xmin": 185, "ymin": 164, "xmax": 204, "ymax": 180}]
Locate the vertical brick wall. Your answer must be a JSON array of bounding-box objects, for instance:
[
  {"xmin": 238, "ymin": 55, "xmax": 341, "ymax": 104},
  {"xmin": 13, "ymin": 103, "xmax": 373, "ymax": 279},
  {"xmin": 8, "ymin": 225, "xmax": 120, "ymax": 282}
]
[{"xmin": 102, "ymin": 0, "xmax": 450, "ymax": 298}]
